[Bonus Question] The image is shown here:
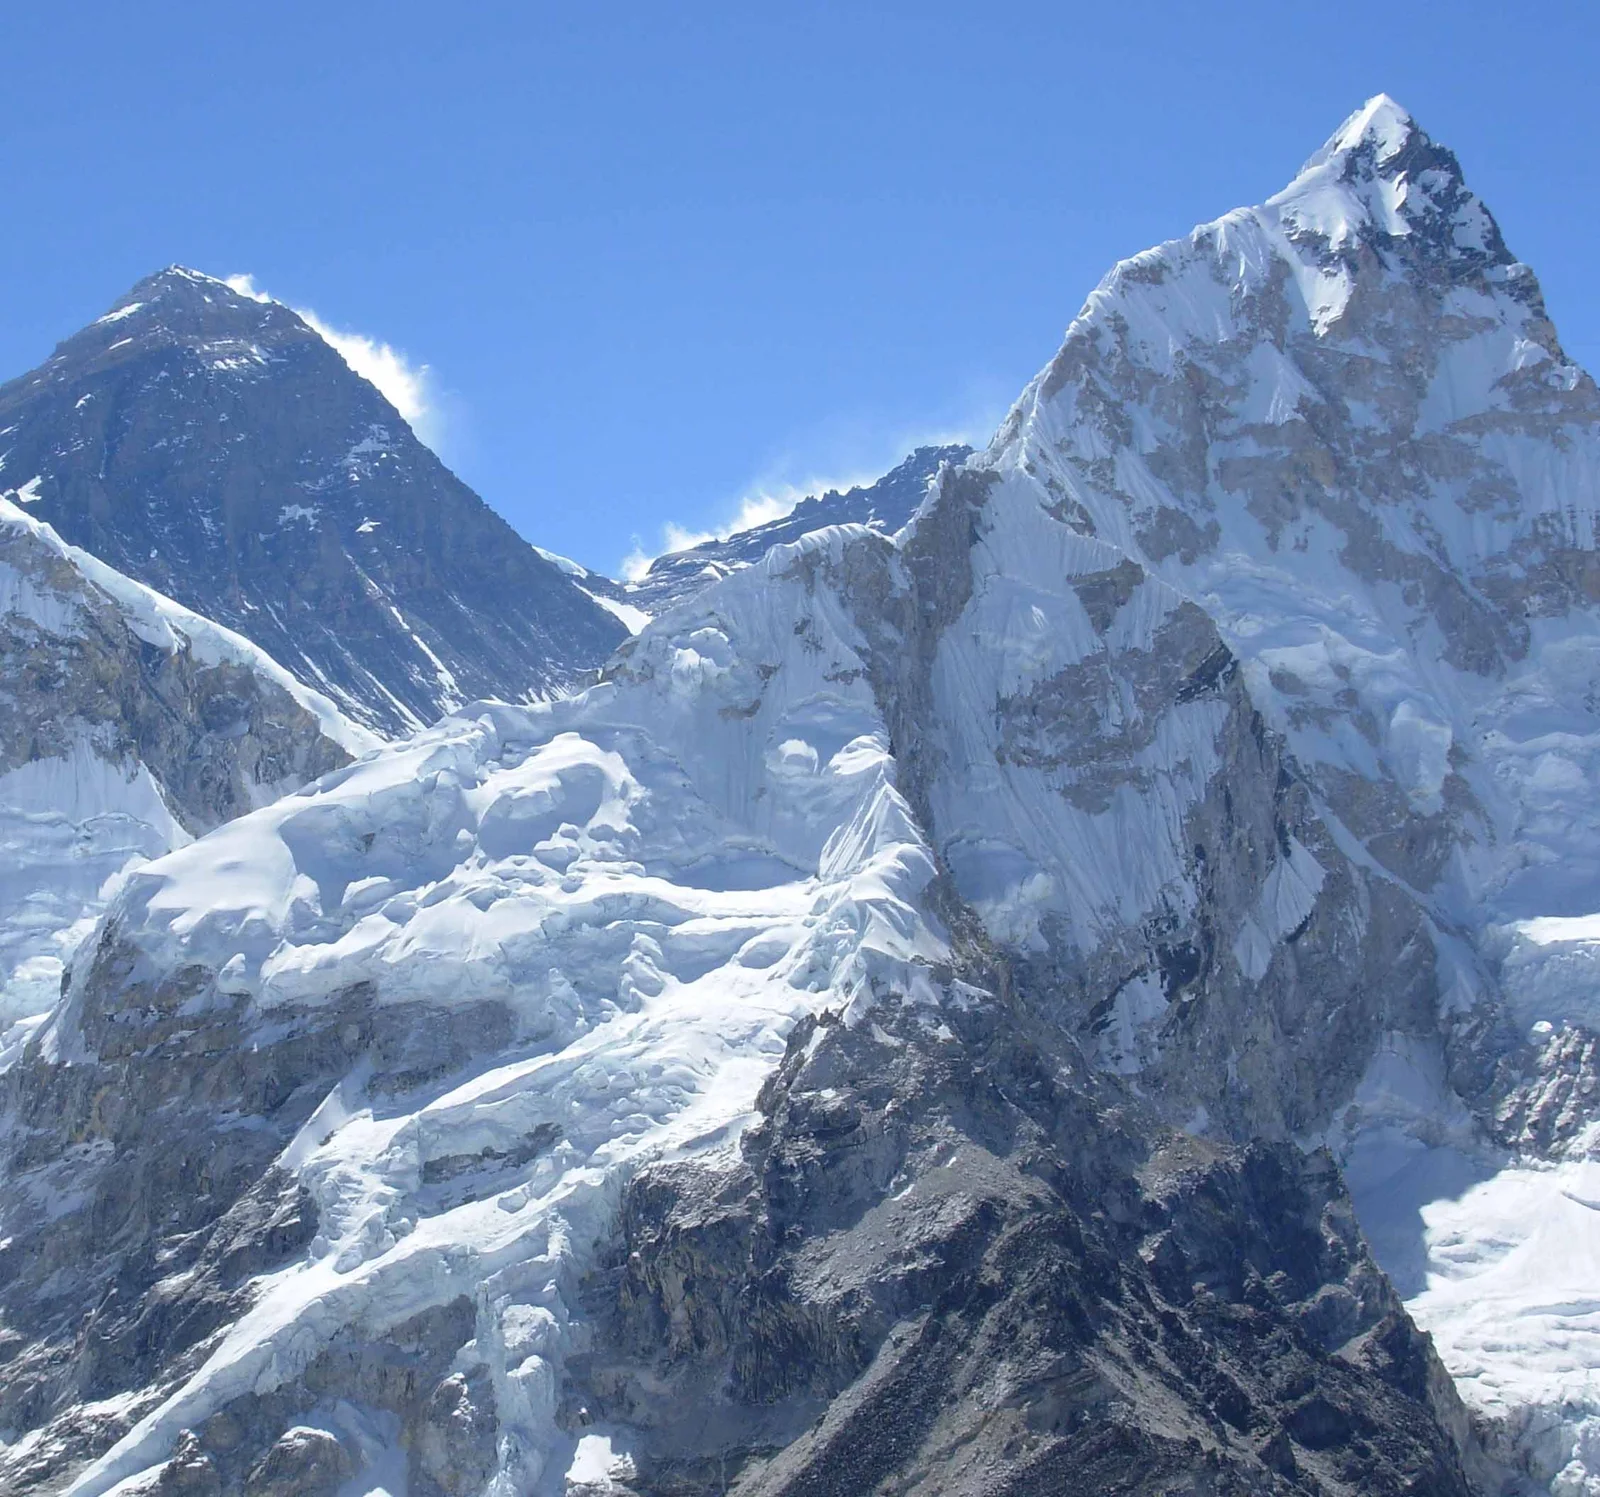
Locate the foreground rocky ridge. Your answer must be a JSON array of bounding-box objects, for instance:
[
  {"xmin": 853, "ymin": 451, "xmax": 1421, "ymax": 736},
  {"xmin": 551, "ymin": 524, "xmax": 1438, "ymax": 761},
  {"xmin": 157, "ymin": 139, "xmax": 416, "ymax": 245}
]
[
  {"xmin": 575, "ymin": 1001, "xmax": 1479, "ymax": 1495},
  {"xmin": 0, "ymin": 268, "xmax": 626, "ymax": 734},
  {"xmin": 0, "ymin": 95, "xmax": 1597, "ymax": 1495}
]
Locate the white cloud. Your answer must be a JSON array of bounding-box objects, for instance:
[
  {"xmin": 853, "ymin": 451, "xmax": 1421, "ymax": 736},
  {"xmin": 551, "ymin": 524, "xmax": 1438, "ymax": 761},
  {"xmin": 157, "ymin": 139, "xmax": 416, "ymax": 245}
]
[
  {"xmin": 661, "ymin": 520, "xmax": 717, "ymax": 552},
  {"xmin": 224, "ymin": 274, "xmax": 443, "ymax": 450},
  {"xmin": 222, "ymin": 273, "xmax": 271, "ymax": 302},
  {"xmin": 619, "ymin": 488, "xmax": 841, "ymax": 581},
  {"xmin": 620, "ymin": 491, "xmax": 821, "ymax": 581},
  {"xmin": 619, "ymin": 541, "xmax": 655, "ymax": 583}
]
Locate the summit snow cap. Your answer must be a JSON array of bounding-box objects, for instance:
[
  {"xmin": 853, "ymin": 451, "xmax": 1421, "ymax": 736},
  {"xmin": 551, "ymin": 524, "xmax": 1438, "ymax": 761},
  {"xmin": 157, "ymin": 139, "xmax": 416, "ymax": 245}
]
[
  {"xmin": 1300, "ymin": 92, "xmax": 1417, "ymax": 176},
  {"xmin": 1267, "ymin": 92, "xmax": 1510, "ymax": 266}
]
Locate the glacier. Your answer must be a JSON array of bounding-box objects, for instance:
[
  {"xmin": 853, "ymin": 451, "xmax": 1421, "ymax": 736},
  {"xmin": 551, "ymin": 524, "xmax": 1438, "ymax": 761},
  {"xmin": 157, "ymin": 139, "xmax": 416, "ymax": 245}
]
[{"xmin": 10, "ymin": 529, "xmax": 951, "ymax": 1494}]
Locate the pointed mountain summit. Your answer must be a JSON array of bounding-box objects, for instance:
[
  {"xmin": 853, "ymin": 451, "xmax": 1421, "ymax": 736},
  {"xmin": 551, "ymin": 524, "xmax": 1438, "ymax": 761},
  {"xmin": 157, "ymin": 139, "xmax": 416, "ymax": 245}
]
[
  {"xmin": 1268, "ymin": 92, "xmax": 1515, "ymax": 273},
  {"xmin": 0, "ymin": 269, "xmax": 626, "ymax": 733},
  {"xmin": 959, "ymin": 94, "xmax": 1600, "ymax": 1482}
]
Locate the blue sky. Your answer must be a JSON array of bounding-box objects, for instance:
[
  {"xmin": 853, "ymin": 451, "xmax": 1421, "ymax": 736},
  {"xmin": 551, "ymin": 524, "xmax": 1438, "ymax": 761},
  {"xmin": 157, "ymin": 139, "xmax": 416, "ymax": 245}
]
[{"xmin": 3, "ymin": 2, "xmax": 1596, "ymax": 575}]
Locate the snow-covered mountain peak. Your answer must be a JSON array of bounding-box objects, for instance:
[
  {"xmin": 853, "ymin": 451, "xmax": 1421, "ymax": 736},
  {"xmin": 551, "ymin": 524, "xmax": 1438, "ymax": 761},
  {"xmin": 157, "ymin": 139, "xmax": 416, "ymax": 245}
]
[
  {"xmin": 907, "ymin": 98, "xmax": 1600, "ymax": 1485},
  {"xmin": 1267, "ymin": 93, "xmax": 1511, "ymax": 274},
  {"xmin": 1288, "ymin": 90, "xmax": 1422, "ymax": 199},
  {"xmin": 1000, "ymin": 94, "xmax": 1594, "ymax": 634},
  {"xmin": 1314, "ymin": 91, "xmax": 1414, "ymax": 164},
  {"xmin": 978, "ymin": 98, "xmax": 1600, "ymax": 962},
  {"xmin": 123, "ymin": 264, "xmax": 253, "ymax": 302},
  {"xmin": 0, "ymin": 268, "xmax": 626, "ymax": 733},
  {"xmin": 80, "ymin": 265, "xmax": 295, "ymax": 353}
]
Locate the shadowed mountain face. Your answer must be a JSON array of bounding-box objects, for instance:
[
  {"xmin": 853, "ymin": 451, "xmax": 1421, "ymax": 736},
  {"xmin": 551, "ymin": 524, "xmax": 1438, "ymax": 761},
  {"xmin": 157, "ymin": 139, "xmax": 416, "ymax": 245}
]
[{"xmin": 0, "ymin": 268, "xmax": 626, "ymax": 734}]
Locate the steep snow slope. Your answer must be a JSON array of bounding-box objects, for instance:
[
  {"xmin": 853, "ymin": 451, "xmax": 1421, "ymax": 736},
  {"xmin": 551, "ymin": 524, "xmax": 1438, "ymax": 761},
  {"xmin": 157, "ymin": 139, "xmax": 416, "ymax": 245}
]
[
  {"xmin": 946, "ymin": 94, "xmax": 1600, "ymax": 1489},
  {"xmin": 0, "ymin": 267, "xmax": 626, "ymax": 733},
  {"xmin": 985, "ymin": 93, "xmax": 1600, "ymax": 947},
  {"xmin": 0, "ymin": 496, "xmax": 373, "ymax": 1026}
]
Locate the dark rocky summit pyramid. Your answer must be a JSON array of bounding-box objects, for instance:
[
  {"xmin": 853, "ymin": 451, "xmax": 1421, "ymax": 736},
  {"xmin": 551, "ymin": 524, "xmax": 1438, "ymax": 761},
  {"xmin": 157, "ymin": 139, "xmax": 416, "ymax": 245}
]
[{"xmin": 0, "ymin": 268, "xmax": 626, "ymax": 733}]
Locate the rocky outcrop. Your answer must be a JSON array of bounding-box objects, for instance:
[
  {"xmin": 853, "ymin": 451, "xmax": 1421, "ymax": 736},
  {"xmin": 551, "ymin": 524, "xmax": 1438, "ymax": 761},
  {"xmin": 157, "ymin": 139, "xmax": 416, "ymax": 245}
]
[
  {"xmin": 573, "ymin": 1001, "xmax": 1478, "ymax": 1495},
  {"xmin": 0, "ymin": 267, "xmax": 626, "ymax": 734}
]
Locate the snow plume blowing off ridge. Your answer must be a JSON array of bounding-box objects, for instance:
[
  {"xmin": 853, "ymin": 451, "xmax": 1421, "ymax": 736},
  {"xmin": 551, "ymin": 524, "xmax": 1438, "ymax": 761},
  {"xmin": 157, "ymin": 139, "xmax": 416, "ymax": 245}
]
[
  {"xmin": 620, "ymin": 489, "xmax": 825, "ymax": 581},
  {"xmin": 223, "ymin": 273, "xmax": 443, "ymax": 450},
  {"xmin": 619, "ymin": 418, "xmax": 997, "ymax": 580}
]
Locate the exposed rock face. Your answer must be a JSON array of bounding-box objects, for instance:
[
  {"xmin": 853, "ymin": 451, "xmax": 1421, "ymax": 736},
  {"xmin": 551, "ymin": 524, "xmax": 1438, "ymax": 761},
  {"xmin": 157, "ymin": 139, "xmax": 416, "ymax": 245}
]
[
  {"xmin": 3, "ymin": 95, "xmax": 1599, "ymax": 1497},
  {"xmin": 818, "ymin": 467, "xmax": 1443, "ymax": 1146},
  {"xmin": 0, "ymin": 267, "xmax": 626, "ymax": 733},
  {"xmin": 244, "ymin": 1426, "xmax": 354, "ymax": 1497},
  {"xmin": 0, "ymin": 497, "xmax": 369, "ymax": 1023},
  {"xmin": 575, "ymin": 1005, "xmax": 1477, "ymax": 1495}
]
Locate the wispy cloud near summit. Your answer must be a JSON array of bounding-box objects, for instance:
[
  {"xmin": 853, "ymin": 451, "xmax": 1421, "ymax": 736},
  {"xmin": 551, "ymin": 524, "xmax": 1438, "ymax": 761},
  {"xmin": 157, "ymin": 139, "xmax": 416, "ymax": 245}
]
[
  {"xmin": 617, "ymin": 413, "xmax": 997, "ymax": 581},
  {"xmin": 224, "ymin": 274, "xmax": 443, "ymax": 451}
]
